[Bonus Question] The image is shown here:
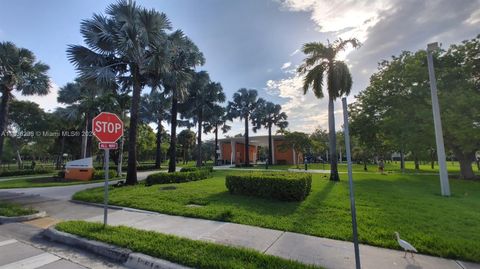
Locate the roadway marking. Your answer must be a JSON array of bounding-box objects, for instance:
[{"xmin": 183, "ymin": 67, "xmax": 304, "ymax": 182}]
[
  {"xmin": 0, "ymin": 239, "xmax": 17, "ymax": 247},
  {"xmin": 0, "ymin": 253, "xmax": 60, "ymax": 269}
]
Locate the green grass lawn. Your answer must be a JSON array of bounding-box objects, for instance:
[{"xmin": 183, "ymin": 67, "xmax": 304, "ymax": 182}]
[
  {"xmin": 242, "ymin": 161, "xmax": 479, "ymax": 175},
  {"xmin": 0, "ymin": 175, "xmax": 125, "ymax": 189},
  {"xmin": 73, "ymin": 170, "xmax": 480, "ymax": 262},
  {"xmin": 57, "ymin": 221, "xmax": 319, "ymax": 269},
  {"xmin": 0, "ymin": 201, "xmax": 37, "ymax": 217}
]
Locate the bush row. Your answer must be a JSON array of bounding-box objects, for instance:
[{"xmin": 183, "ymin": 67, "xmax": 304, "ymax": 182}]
[
  {"xmin": 225, "ymin": 172, "xmax": 312, "ymax": 201},
  {"xmin": 180, "ymin": 166, "xmax": 213, "ymax": 173},
  {"xmin": 93, "ymin": 164, "xmax": 158, "ymax": 171},
  {"xmin": 92, "ymin": 170, "xmax": 118, "ymax": 180},
  {"xmin": 0, "ymin": 168, "xmax": 54, "ymax": 177},
  {"xmin": 145, "ymin": 170, "xmax": 212, "ymax": 186}
]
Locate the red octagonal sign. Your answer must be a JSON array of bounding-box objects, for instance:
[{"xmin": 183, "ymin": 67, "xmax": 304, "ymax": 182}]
[{"xmin": 92, "ymin": 112, "xmax": 124, "ymax": 143}]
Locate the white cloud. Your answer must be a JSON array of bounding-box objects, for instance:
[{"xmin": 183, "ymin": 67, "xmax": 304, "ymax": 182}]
[
  {"xmin": 279, "ymin": 0, "xmax": 392, "ymax": 43},
  {"xmin": 281, "ymin": 62, "xmax": 292, "ymax": 69},
  {"xmin": 15, "ymin": 81, "xmax": 63, "ymax": 112},
  {"xmin": 265, "ymin": 74, "xmax": 345, "ymax": 133},
  {"xmin": 290, "ymin": 49, "xmax": 300, "ymax": 56}
]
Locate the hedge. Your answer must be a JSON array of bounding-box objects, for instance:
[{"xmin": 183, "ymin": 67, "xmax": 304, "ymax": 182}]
[
  {"xmin": 92, "ymin": 169, "xmax": 117, "ymax": 180},
  {"xmin": 145, "ymin": 170, "xmax": 212, "ymax": 186},
  {"xmin": 0, "ymin": 168, "xmax": 54, "ymax": 177},
  {"xmin": 225, "ymin": 172, "xmax": 312, "ymax": 201},
  {"xmin": 180, "ymin": 166, "xmax": 213, "ymax": 173},
  {"xmin": 94, "ymin": 164, "xmax": 158, "ymax": 171}
]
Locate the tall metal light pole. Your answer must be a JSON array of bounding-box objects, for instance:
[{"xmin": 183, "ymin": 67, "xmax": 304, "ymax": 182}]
[{"xmin": 426, "ymin": 42, "xmax": 451, "ymax": 197}]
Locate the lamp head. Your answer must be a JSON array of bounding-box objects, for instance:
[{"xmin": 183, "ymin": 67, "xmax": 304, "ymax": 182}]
[{"xmin": 427, "ymin": 42, "xmax": 439, "ymax": 52}]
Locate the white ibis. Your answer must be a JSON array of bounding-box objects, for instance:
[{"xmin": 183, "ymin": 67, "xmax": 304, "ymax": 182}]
[{"xmin": 395, "ymin": 232, "xmax": 418, "ymax": 257}]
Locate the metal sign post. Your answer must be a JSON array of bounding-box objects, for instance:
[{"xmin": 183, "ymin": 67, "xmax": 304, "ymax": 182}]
[
  {"xmin": 342, "ymin": 97, "xmax": 361, "ymax": 269},
  {"xmin": 92, "ymin": 112, "xmax": 124, "ymax": 228},
  {"xmin": 103, "ymin": 149, "xmax": 109, "ymax": 227}
]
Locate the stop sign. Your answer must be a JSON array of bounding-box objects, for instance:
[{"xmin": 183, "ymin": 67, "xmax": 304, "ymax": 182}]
[{"xmin": 92, "ymin": 112, "xmax": 124, "ymax": 143}]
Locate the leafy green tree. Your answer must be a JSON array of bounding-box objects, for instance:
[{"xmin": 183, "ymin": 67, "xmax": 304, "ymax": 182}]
[
  {"xmin": 136, "ymin": 124, "xmax": 156, "ymax": 161},
  {"xmin": 140, "ymin": 91, "xmax": 170, "ymax": 168},
  {"xmin": 7, "ymin": 100, "xmax": 51, "ymax": 168},
  {"xmin": 182, "ymin": 71, "xmax": 225, "ymax": 167},
  {"xmin": 252, "ymin": 100, "xmax": 288, "ymax": 165},
  {"xmin": 297, "ymin": 38, "xmax": 360, "ymax": 181},
  {"xmin": 177, "ymin": 129, "xmax": 196, "ymax": 164},
  {"xmin": 162, "ymin": 31, "xmax": 205, "ymax": 172},
  {"xmin": 0, "ymin": 41, "xmax": 50, "ymax": 164},
  {"xmin": 226, "ymin": 88, "xmax": 262, "ymax": 166},
  {"xmin": 279, "ymin": 131, "xmax": 312, "ymax": 168},
  {"xmin": 67, "ymin": 0, "xmax": 171, "ymax": 184},
  {"xmin": 310, "ymin": 127, "xmax": 329, "ymax": 161},
  {"xmin": 204, "ymin": 105, "xmax": 230, "ymax": 165}
]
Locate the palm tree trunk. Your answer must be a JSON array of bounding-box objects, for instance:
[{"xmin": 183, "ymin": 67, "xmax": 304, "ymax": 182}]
[
  {"xmin": 214, "ymin": 124, "xmax": 218, "ymax": 166},
  {"xmin": 86, "ymin": 114, "xmax": 93, "ymax": 158},
  {"xmin": 400, "ymin": 149, "xmax": 405, "ymax": 173},
  {"xmin": 155, "ymin": 117, "xmax": 162, "ymax": 169},
  {"xmin": 244, "ymin": 114, "xmax": 250, "ymax": 166},
  {"xmin": 328, "ymin": 97, "xmax": 339, "ymax": 181},
  {"xmin": 268, "ymin": 124, "xmax": 273, "ymax": 165},
  {"xmin": 168, "ymin": 92, "xmax": 178, "ymax": 173},
  {"xmin": 126, "ymin": 68, "xmax": 141, "ymax": 185},
  {"xmin": 0, "ymin": 91, "xmax": 11, "ymax": 164},
  {"xmin": 196, "ymin": 112, "xmax": 203, "ymax": 167}
]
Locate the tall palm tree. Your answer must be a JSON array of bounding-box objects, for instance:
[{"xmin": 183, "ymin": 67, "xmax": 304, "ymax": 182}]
[
  {"xmin": 163, "ymin": 30, "xmax": 205, "ymax": 172},
  {"xmin": 0, "ymin": 41, "xmax": 50, "ymax": 163},
  {"xmin": 252, "ymin": 100, "xmax": 288, "ymax": 165},
  {"xmin": 226, "ymin": 88, "xmax": 262, "ymax": 166},
  {"xmin": 57, "ymin": 79, "xmax": 109, "ymax": 158},
  {"xmin": 297, "ymin": 38, "xmax": 360, "ymax": 181},
  {"xmin": 139, "ymin": 90, "xmax": 170, "ymax": 168},
  {"xmin": 67, "ymin": 0, "xmax": 171, "ymax": 184},
  {"xmin": 204, "ymin": 105, "xmax": 230, "ymax": 165},
  {"xmin": 182, "ymin": 72, "xmax": 225, "ymax": 166}
]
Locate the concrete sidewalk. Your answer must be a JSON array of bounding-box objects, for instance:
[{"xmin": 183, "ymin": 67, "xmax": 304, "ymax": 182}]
[{"xmin": 86, "ymin": 208, "xmax": 480, "ymax": 269}]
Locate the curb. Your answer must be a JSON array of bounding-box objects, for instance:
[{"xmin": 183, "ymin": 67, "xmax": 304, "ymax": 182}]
[
  {"xmin": 43, "ymin": 227, "xmax": 191, "ymax": 269},
  {"xmin": 70, "ymin": 200, "xmax": 164, "ymax": 215},
  {"xmin": 0, "ymin": 211, "xmax": 47, "ymax": 224}
]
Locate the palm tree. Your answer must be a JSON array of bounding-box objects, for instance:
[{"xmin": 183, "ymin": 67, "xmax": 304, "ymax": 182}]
[
  {"xmin": 57, "ymin": 79, "xmax": 109, "ymax": 158},
  {"xmin": 204, "ymin": 105, "xmax": 230, "ymax": 165},
  {"xmin": 182, "ymin": 72, "xmax": 226, "ymax": 166},
  {"xmin": 252, "ymin": 100, "xmax": 288, "ymax": 165},
  {"xmin": 226, "ymin": 88, "xmax": 262, "ymax": 166},
  {"xmin": 139, "ymin": 91, "xmax": 170, "ymax": 168},
  {"xmin": 67, "ymin": 0, "xmax": 171, "ymax": 184},
  {"xmin": 0, "ymin": 41, "xmax": 50, "ymax": 163},
  {"xmin": 297, "ymin": 38, "xmax": 360, "ymax": 181},
  {"xmin": 163, "ymin": 31, "xmax": 205, "ymax": 172}
]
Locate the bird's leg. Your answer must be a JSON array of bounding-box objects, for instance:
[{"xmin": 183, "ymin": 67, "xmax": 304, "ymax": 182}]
[
  {"xmin": 411, "ymin": 251, "xmax": 414, "ymax": 258},
  {"xmin": 404, "ymin": 251, "xmax": 407, "ymax": 258}
]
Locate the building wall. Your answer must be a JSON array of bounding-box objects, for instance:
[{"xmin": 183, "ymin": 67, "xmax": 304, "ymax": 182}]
[
  {"xmin": 221, "ymin": 142, "xmax": 232, "ymax": 162},
  {"xmin": 235, "ymin": 143, "xmax": 256, "ymax": 164},
  {"xmin": 273, "ymin": 140, "xmax": 303, "ymax": 165}
]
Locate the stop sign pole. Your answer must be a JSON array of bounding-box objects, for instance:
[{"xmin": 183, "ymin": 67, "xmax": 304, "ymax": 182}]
[{"xmin": 92, "ymin": 112, "xmax": 124, "ymax": 227}]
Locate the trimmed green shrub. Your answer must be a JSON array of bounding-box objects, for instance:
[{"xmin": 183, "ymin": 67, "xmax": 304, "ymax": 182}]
[
  {"xmin": 0, "ymin": 168, "xmax": 54, "ymax": 177},
  {"xmin": 145, "ymin": 170, "xmax": 211, "ymax": 186},
  {"xmin": 92, "ymin": 170, "xmax": 117, "ymax": 180},
  {"xmin": 225, "ymin": 172, "xmax": 312, "ymax": 201},
  {"xmin": 180, "ymin": 166, "xmax": 213, "ymax": 173}
]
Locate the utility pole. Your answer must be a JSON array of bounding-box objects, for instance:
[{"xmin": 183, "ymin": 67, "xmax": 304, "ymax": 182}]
[{"xmin": 426, "ymin": 42, "xmax": 450, "ymax": 196}]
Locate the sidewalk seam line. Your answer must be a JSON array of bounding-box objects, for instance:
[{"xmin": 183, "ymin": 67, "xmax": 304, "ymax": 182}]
[
  {"xmin": 455, "ymin": 260, "xmax": 466, "ymax": 269},
  {"xmin": 263, "ymin": 231, "xmax": 285, "ymax": 254}
]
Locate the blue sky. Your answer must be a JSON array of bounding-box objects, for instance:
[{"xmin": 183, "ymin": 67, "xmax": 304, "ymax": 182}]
[{"xmin": 1, "ymin": 0, "xmax": 479, "ymax": 138}]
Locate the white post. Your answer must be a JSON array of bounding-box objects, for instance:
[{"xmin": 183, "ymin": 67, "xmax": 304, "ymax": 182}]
[
  {"xmin": 103, "ymin": 149, "xmax": 109, "ymax": 227},
  {"xmin": 342, "ymin": 98, "xmax": 361, "ymax": 269},
  {"xmin": 427, "ymin": 42, "xmax": 450, "ymax": 196}
]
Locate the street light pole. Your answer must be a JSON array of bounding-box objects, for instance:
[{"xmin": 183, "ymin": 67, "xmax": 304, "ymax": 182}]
[{"xmin": 426, "ymin": 42, "xmax": 450, "ymax": 197}]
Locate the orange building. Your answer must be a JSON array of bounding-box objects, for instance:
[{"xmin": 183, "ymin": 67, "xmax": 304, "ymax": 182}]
[{"xmin": 218, "ymin": 135, "xmax": 303, "ymax": 165}]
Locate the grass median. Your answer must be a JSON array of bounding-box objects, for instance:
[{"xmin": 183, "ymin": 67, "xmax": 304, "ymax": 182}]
[
  {"xmin": 0, "ymin": 176, "xmax": 125, "ymax": 189},
  {"xmin": 56, "ymin": 220, "xmax": 319, "ymax": 269},
  {"xmin": 0, "ymin": 201, "xmax": 37, "ymax": 217},
  {"xmin": 73, "ymin": 170, "xmax": 480, "ymax": 262}
]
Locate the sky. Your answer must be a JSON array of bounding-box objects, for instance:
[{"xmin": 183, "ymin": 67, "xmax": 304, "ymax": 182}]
[{"xmin": 1, "ymin": 0, "xmax": 479, "ymax": 139}]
